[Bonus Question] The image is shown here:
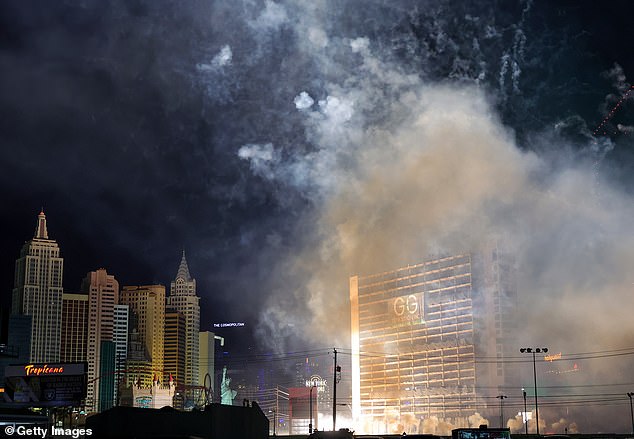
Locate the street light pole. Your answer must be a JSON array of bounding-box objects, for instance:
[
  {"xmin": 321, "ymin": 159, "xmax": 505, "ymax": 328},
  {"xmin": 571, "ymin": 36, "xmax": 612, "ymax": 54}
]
[
  {"xmin": 520, "ymin": 347, "xmax": 548, "ymax": 436},
  {"xmin": 269, "ymin": 410, "xmax": 277, "ymax": 436},
  {"xmin": 309, "ymin": 384, "xmax": 316, "ymax": 434},
  {"xmin": 496, "ymin": 395, "xmax": 507, "ymax": 428},
  {"xmin": 333, "ymin": 348, "xmax": 337, "ymax": 431},
  {"xmin": 522, "ymin": 388, "xmax": 528, "ymax": 434},
  {"xmin": 627, "ymin": 392, "xmax": 634, "ymax": 436},
  {"xmin": 532, "ymin": 351, "xmax": 538, "ymax": 435}
]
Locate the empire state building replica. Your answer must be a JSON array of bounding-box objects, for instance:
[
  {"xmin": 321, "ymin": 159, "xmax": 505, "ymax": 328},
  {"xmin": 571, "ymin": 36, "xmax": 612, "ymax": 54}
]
[{"xmin": 12, "ymin": 210, "xmax": 64, "ymax": 362}]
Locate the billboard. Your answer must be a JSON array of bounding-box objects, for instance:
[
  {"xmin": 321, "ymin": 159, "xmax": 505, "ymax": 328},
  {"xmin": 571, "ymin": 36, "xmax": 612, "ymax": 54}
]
[{"xmin": 3, "ymin": 363, "xmax": 87, "ymax": 407}]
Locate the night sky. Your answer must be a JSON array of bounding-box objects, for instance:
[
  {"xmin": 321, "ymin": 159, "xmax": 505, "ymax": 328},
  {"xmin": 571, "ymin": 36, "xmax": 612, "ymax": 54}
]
[{"xmin": 1, "ymin": 1, "xmax": 634, "ymax": 431}]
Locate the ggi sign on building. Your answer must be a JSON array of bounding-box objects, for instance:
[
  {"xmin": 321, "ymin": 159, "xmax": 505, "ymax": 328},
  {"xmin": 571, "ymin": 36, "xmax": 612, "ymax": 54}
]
[{"xmin": 392, "ymin": 293, "xmax": 425, "ymax": 325}]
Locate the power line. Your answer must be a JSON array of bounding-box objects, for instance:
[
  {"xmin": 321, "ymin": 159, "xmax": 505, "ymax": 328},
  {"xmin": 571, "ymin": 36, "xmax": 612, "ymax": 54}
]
[{"xmin": 335, "ymin": 346, "xmax": 634, "ymax": 363}]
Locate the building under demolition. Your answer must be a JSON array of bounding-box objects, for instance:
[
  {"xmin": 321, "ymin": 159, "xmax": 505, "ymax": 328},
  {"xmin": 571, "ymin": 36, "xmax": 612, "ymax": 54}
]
[{"xmin": 350, "ymin": 245, "xmax": 518, "ymax": 435}]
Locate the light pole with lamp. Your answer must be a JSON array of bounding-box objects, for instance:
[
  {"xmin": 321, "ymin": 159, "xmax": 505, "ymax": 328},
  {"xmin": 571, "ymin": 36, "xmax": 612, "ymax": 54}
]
[
  {"xmin": 627, "ymin": 392, "xmax": 634, "ymax": 436},
  {"xmin": 269, "ymin": 409, "xmax": 277, "ymax": 436},
  {"xmin": 332, "ymin": 348, "xmax": 341, "ymax": 431},
  {"xmin": 309, "ymin": 382, "xmax": 317, "ymax": 434},
  {"xmin": 496, "ymin": 395, "xmax": 507, "ymax": 428},
  {"xmin": 522, "ymin": 388, "xmax": 528, "ymax": 434},
  {"xmin": 520, "ymin": 347, "xmax": 548, "ymax": 436}
]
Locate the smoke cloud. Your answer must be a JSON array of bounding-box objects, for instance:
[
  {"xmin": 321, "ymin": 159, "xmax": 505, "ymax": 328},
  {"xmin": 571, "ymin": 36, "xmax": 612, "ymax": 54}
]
[
  {"xmin": 229, "ymin": 0, "xmax": 634, "ymax": 433},
  {"xmin": 248, "ymin": 4, "xmax": 634, "ymax": 353},
  {"xmin": 294, "ymin": 91, "xmax": 314, "ymax": 110}
]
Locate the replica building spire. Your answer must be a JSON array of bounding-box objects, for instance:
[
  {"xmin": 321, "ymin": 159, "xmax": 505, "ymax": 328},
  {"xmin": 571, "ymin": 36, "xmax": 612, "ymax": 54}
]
[
  {"xmin": 35, "ymin": 209, "xmax": 49, "ymax": 239},
  {"xmin": 176, "ymin": 250, "xmax": 193, "ymax": 282}
]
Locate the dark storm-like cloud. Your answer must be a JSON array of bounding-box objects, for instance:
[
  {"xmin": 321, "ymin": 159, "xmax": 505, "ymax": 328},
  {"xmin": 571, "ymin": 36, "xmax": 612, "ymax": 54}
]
[{"xmin": 0, "ymin": 1, "xmax": 294, "ymax": 324}]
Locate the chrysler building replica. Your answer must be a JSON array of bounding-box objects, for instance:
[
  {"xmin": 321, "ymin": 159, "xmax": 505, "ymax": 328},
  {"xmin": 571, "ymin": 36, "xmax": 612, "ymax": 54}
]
[{"xmin": 167, "ymin": 251, "xmax": 200, "ymax": 387}]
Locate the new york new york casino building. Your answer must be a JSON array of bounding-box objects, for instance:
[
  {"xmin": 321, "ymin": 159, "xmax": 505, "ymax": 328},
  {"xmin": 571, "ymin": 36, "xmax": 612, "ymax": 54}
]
[{"xmin": 350, "ymin": 245, "xmax": 518, "ymax": 434}]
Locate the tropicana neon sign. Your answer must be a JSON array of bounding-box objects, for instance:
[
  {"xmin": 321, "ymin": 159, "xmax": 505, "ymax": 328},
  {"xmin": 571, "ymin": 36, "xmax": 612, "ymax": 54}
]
[{"xmin": 24, "ymin": 364, "xmax": 64, "ymax": 376}]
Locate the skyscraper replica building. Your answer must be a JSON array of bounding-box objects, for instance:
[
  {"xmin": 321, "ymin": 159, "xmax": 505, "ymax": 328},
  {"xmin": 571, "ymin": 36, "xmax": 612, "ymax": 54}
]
[
  {"xmin": 12, "ymin": 210, "xmax": 64, "ymax": 362},
  {"xmin": 61, "ymin": 293, "xmax": 89, "ymax": 363},
  {"xmin": 167, "ymin": 252, "xmax": 200, "ymax": 387},
  {"xmin": 113, "ymin": 304, "xmax": 129, "ymax": 404},
  {"xmin": 164, "ymin": 309, "xmax": 186, "ymax": 385},
  {"xmin": 117, "ymin": 286, "xmax": 173, "ymax": 410},
  {"xmin": 350, "ymin": 244, "xmax": 518, "ymax": 435},
  {"xmin": 120, "ymin": 285, "xmax": 165, "ymax": 386},
  {"xmin": 81, "ymin": 269, "xmax": 119, "ymax": 413}
]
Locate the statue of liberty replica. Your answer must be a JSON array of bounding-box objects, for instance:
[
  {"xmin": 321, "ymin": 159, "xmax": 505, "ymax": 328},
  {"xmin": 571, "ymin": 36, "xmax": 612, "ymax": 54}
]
[{"xmin": 220, "ymin": 366, "xmax": 237, "ymax": 405}]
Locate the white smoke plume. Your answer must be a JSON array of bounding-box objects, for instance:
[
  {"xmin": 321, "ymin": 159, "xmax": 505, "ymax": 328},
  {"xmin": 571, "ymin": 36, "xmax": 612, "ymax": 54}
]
[
  {"xmin": 604, "ymin": 63, "xmax": 631, "ymax": 94},
  {"xmin": 230, "ymin": 0, "xmax": 634, "ymax": 433},
  {"xmin": 294, "ymin": 91, "xmax": 314, "ymax": 110},
  {"xmin": 212, "ymin": 45, "xmax": 233, "ymax": 67},
  {"xmin": 507, "ymin": 414, "xmax": 525, "ymax": 433},
  {"xmin": 197, "ymin": 45, "xmax": 233, "ymax": 72},
  {"xmin": 468, "ymin": 413, "xmax": 490, "ymax": 428},
  {"xmin": 248, "ymin": 0, "xmax": 289, "ymax": 32},
  {"xmin": 237, "ymin": 143, "xmax": 279, "ymax": 180},
  {"xmin": 597, "ymin": 63, "xmax": 632, "ymax": 129},
  {"xmin": 243, "ymin": 0, "xmax": 634, "ymax": 346}
]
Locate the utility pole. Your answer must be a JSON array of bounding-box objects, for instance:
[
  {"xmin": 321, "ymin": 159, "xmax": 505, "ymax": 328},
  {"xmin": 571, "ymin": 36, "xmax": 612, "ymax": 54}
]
[
  {"xmin": 275, "ymin": 385, "xmax": 279, "ymax": 436},
  {"xmin": 532, "ymin": 351, "xmax": 539, "ymax": 435},
  {"xmin": 309, "ymin": 383, "xmax": 316, "ymax": 434},
  {"xmin": 627, "ymin": 392, "xmax": 634, "ymax": 436},
  {"xmin": 520, "ymin": 347, "xmax": 548, "ymax": 436},
  {"xmin": 333, "ymin": 348, "xmax": 337, "ymax": 431},
  {"xmin": 496, "ymin": 395, "xmax": 507, "ymax": 428},
  {"xmin": 522, "ymin": 388, "xmax": 528, "ymax": 434}
]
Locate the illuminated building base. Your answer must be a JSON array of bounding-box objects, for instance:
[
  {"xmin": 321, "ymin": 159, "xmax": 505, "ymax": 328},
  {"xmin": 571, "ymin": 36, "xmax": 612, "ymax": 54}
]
[{"xmin": 119, "ymin": 375, "xmax": 176, "ymax": 409}]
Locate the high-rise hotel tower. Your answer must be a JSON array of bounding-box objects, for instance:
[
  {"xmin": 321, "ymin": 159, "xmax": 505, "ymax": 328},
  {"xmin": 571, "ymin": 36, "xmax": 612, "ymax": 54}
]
[
  {"xmin": 81, "ymin": 269, "xmax": 119, "ymax": 412},
  {"xmin": 61, "ymin": 293, "xmax": 89, "ymax": 363},
  {"xmin": 120, "ymin": 284, "xmax": 165, "ymax": 385},
  {"xmin": 12, "ymin": 210, "xmax": 64, "ymax": 362},
  {"xmin": 350, "ymin": 244, "xmax": 518, "ymax": 435},
  {"xmin": 167, "ymin": 252, "xmax": 200, "ymax": 386}
]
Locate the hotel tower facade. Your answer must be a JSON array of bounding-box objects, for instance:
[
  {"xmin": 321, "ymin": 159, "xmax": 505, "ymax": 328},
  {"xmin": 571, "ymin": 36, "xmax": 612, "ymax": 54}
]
[
  {"xmin": 81, "ymin": 268, "xmax": 119, "ymax": 412},
  {"xmin": 350, "ymin": 245, "xmax": 518, "ymax": 435},
  {"xmin": 120, "ymin": 284, "xmax": 166, "ymax": 385}
]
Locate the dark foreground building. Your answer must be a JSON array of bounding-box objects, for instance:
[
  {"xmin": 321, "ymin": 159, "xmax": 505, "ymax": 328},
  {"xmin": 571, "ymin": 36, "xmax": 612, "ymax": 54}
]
[{"xmin": 86, "ymin": 403, "xmax": 268, "ymax": 439}]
